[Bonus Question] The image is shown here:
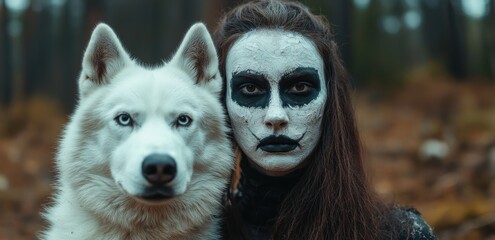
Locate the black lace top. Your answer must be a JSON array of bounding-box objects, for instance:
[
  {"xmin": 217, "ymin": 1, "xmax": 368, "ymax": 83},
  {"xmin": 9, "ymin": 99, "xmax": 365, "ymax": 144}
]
[{"xmin": 233, "ymin": 159, "xmax": 438, "ymax": 240}]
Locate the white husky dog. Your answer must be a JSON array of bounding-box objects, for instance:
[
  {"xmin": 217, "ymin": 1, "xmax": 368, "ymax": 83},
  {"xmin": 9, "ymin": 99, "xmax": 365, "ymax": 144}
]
[{"xmin": 42, "ymin": 23, "xmax": 233, "ymax": 240}]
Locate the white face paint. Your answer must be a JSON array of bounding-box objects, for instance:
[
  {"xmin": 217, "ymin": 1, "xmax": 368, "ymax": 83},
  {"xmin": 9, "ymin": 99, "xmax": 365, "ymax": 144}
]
[{"xmin": 226, "ymin": 29, "xmax": 327, "ymax": 176}]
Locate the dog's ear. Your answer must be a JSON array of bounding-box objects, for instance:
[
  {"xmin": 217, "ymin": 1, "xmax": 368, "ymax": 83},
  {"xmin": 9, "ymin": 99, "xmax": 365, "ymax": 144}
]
[
  {"xmin": 170, "ymin": 23, "xmax": 221, "ymax": 95},
  {"xmin": 79, "ymin": 23, "xmax": 132, "ymax": 97}
]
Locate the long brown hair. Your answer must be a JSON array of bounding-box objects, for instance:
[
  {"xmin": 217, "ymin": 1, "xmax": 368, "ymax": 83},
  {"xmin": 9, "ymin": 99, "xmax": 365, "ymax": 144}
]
[{"xmin": 214, "ymin": 1, "xmax": 400, "ymax": 239}]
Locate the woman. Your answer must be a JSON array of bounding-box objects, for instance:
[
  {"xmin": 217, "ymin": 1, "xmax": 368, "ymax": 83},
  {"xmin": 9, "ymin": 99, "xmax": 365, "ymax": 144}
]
[{"xmin": 214, "ymin": 0, "xmax": 437, "ymax": 239}]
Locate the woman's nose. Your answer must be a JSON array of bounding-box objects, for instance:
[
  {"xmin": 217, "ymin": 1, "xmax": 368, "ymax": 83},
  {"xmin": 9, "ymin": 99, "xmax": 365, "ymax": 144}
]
[{"xmin": 264, "ymin": 97, "xmax": 288, "ymax": 130}]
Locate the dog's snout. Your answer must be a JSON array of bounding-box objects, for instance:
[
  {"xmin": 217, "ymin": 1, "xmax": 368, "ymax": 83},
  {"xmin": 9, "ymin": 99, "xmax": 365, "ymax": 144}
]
[{"xmin": 142, "ymin": 154, "xmax": 177, "ymax": 185}]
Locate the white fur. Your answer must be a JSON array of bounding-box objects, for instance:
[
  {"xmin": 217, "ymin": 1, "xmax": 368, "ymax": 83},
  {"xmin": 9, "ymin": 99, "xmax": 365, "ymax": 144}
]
[
  {"xmin": 42, "ymin": 23, "xmax": 233, "ymax": 240},
  {"xmin": 225, "ymin": 29, "xmax": 326, "ymax": 176}
]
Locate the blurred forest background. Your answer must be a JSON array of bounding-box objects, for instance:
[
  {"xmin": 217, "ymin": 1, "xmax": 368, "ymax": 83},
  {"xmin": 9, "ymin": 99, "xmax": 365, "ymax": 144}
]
[{"xmin": 0, "ymin": 0, "xmax": 494, "ymax": 239}]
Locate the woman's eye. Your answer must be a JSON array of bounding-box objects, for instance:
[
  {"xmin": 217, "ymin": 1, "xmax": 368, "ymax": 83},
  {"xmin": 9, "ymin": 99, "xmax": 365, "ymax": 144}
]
[
  {"xmin": 288, "ymin": 82, "xmax": 311, "ymax": 94},
  {"xmin": 240, "ymin": 84, "xmax": 263, "ymax": 95},
  {"xmin": 176, "ymin": 114, "xmax": 192, "ymax": 127},
  {"xmin": 115, "ymin": 113, "xmax": 133, "ymax": 127}
]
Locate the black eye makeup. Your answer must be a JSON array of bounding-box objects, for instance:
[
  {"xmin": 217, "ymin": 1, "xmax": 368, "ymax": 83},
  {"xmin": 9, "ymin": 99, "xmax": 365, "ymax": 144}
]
[
  {"xmin": 230, "ymin": 71, "xmax": 271, "ymax": 108},
  {"xmin": 229, "ymin": 67, "xmax": 322, "ymax": 109},
  {"xmin": 279, "ymin": 67, "xmax": 321, "ymax": 107}
]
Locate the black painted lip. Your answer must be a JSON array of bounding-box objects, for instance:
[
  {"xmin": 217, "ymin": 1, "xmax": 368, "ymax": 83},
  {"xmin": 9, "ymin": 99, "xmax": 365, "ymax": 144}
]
[
  {"xmin": 260, "ymin": 143, "xmax": 298, "ymax": 152},
  {"xmin": 138, "ymin": 186, "xmax": 174, "ymax": 201},
  {"xmin": 257, "ymin": 135, "xmax": 302, "ymax": 152}
]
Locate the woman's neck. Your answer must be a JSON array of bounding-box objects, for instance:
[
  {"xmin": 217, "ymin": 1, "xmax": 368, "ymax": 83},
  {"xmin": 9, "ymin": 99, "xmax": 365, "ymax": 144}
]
[{"xmin": 235, "ymin": 157, "xmax": 305, "ymax": 229}]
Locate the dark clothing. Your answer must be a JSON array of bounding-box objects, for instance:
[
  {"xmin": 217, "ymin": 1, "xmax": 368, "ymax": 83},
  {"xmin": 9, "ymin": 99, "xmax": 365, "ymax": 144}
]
[
  {"xmin": 228, "ymin": 159, "xmax": 437, "ymax": 240},
  {"xmin": 397, "ymin": 208, "xmax": 438, "ymax": 240},
  {"xmin": 235, "ymin": 159, "xmax": 304, "ymax": 230}
]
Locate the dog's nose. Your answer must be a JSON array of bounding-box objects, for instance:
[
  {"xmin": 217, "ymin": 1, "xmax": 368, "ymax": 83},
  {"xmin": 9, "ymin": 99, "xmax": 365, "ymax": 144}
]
[{"xmin": 142, "ymin": 154, "xmax": 177, "ymax": 185}]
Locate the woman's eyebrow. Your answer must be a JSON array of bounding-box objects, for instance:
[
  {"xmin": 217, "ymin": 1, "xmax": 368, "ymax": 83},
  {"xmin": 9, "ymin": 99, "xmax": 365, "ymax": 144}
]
[
  {"xmin": 231, "ymin": 70, "xmax": 269, "ymax": 84},
  {"xmin": 280, "ymin": 67, "xmax": 320, "ymax": 83}
]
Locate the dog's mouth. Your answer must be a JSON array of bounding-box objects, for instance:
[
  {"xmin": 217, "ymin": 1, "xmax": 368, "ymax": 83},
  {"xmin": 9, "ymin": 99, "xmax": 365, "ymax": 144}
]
[
  {"xmin": 256, "ymin": 133, "xmax": 305, "ymax": 152},
  {"xmin": 137, "ymin": 186, "xmax": 175, "ymax": 202}
]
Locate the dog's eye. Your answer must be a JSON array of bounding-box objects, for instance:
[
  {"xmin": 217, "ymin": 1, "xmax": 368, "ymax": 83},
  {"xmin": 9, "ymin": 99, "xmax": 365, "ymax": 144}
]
[
  {"xmin": 176, "ymin": 114, "xmax": 192, "ymax": 127},
  {"xmin": 115, "ymin": 113, "xmax": 133, "ymax": 127}
]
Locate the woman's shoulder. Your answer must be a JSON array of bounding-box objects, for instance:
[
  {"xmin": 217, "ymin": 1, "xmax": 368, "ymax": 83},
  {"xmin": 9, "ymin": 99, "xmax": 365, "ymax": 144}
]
[{"xmin": 395, "ymin": 207, "xmax": 438, "ymax": 240}]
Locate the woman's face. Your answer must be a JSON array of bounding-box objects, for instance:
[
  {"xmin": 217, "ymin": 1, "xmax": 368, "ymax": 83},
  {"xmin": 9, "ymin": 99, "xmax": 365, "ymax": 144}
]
[{"xmin": 225, "ymin": 29, "xmax": 327, "ymax": 176}]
